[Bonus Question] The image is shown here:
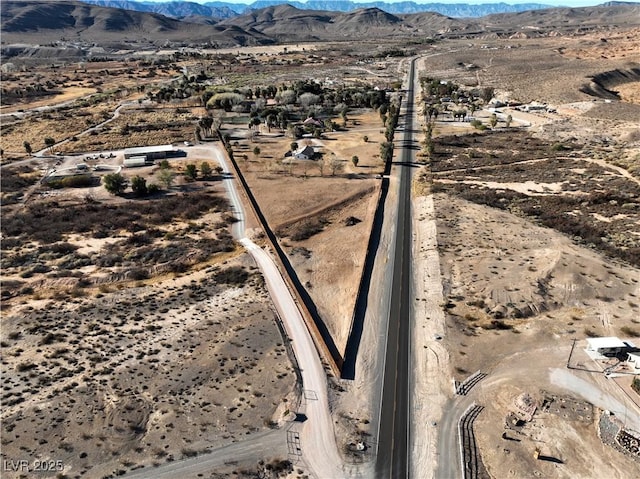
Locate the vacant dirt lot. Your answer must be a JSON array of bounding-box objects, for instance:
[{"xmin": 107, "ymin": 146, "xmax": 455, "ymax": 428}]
[
  {"xmin": 229, "ymin": 109, "xmax": 386, "ymax": 353},
  {"xmin": 424, "ymin": 191, "xmax": 640, "ymax": 478},
  {"xmin": 431, "ymin": 130, "xmax": 640, "ymax": 267},
  {"xmin": 1, "ymin": 254, "xmax": 297, "ymax": 479}
]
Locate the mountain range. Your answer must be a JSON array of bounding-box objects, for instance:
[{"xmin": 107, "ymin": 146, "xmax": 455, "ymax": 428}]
[
  {"xmin": 2, "ymin": 0, "xmax": 640, "ymax": 49},
  {"xmin": 81, "ymin": 1, "xmax": 558, "ymax": 19},
  {"xmin": 0, "ymin": 0, "xmax": 273, "ymax": 47}
]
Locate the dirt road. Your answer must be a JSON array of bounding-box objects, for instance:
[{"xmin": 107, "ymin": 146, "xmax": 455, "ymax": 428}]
[{"xmin": 212, "ymin": 145, "xmax": 345, "ymax": 478}]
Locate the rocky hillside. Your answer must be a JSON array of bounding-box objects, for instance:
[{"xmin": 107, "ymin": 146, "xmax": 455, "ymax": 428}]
[
  {"xmin": 0, "ymin": 0, "xmax": 271, "ymax": 47},
  {"xmin": 3, "ymin": 1, "xmax": 640, "ymax": 48},
  {"xmin": 82, "ymin": 0, "xmax": 556, "ymax": 18},
  {"xmin": 217, "ymin": 4, "xmax": 463, "ymax": 41}
]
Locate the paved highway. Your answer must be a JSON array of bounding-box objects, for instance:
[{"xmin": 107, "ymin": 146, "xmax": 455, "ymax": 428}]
[{"xmin": 375, "ymin": 58, "xmax": 418, "ymax": 479}]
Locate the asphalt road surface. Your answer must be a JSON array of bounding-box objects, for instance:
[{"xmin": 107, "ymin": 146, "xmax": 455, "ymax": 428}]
[{"xmin": 375, "ymin": 58, "xmax": 417, "ymax": 479}]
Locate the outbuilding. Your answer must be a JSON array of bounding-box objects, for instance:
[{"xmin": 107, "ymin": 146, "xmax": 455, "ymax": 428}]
[
  {"xmin": 123, "ymin": 156, "xmax": 149, "ymax": 168},
  {"xmin": 627, "ymin": 352, "xmax": 640, "ymax": 371},
  {"xmin": 586, "ymin": 337, "xmax": 629, "ymax": 358},
  {"xmin": 124, "ymin": 144, "xmax": 175, "ymax": 160}
]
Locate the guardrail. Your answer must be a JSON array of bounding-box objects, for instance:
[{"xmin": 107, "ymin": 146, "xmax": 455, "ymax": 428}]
[{"xmin": 458, "ymin": 403, "xmax": 484, "ymax": 479}]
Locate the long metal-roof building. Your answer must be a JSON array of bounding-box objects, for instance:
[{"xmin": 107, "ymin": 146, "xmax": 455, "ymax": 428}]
[{"xmin": 124, "ymin": 145, "xmax": 175, "ymax": 159}]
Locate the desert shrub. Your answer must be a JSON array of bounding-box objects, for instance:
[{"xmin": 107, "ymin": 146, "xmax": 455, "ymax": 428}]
[
  {"xmin": 551, "ymin": 143, "xmax": 570, "ymax": 151},
  {"xmin": 213, "ymin": 266, "xmax": 249, "ymax": 286},
  {"xmin": 126, "ymin": 233, "xmax": 153, "ymax": 246},
  {"xmin": 2, "ymin": 193, "xmax": 228, "ymax": 243},
  {"xmin": 47, "ymin": 175, "xmax": 96, "ymax": 189},
  {"xmin": 131, "ymin": 175, "xmax": 148, "ymax": 196},
  {"xmin": 58, "ymin": 254, "xmax": 92, "ymax": 269},
  {"xmin": 39, "ymin": 332, "xmax": 67, "ymax": 345},
  {"xmin": 584, "ymin": 328, "xmax": 601, "ymax": 338},
  {"xmin": 1, "ymin": 237, "xmax": 22, "ymax": 250},
  {"xmin": 1, "ymin": 279, "xmax": 25, "ymax": 297},
  {"xmin": 181, "ymin": 448, "xmax": 198, "ymax": 458},
  {"xmin": 265, "ymin": 459, "xmax": 293, "ymax": 474},
  {"xmin": 49, "ymin": 242, "xmax": 78, "ymax": 255},
  {"xmin": 482, "ymin": 320, "xmax": 513, "ymax": 330},
  {"xmin": 620, "ymin": 326, "xmax": 640, "ymax": 338},
  {"xmin": 633, "ymin": 378, "xmax": 640, "ymax": 395},
  {"xmin": 127, "ymin": 268, "xmax": 149, "ymax": 281},
  {"xmin": 96, "ymin": 253, "xmax": 123, "ymax": 267},
  {"xmin": 16, "ymin": 361, "xmax": 37, "ymax": 372},
  {"xmin": 284, "ymin": 218, "xmax": 329, "ymax": 241},
  {"xmin": 1, "ymin": 166, "xmax": 38, "ymax": 193},
  {"xmin": 21, "ymin": 263, "xmax": 51, "ymax": 277}
]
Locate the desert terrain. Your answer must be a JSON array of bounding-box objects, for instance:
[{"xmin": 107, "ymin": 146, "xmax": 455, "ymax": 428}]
[
  {"xmin": 409, "ymin": 28, "xmax": 640, "ymax": 479},
  {"xmin": 2, "ymin": 2, "xmax": 640, "ymax": 479}
]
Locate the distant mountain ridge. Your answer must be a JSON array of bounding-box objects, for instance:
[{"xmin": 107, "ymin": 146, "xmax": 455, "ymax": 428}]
[
  {"xmin": 0, "ymin": 0, "xmax": 273, "ymax": 47},
  {"xmin": 81, "ymin": 0, "xmax": 557, "ymax": 19},
  {"xmin": 81, "ymin": 0, "xmax": 238, "ymax": 19},
  {"xmin": 3, "ymin": 1, "xmax": 639, "ymax": 49}
]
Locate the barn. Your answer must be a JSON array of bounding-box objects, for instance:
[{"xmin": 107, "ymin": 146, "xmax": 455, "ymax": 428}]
[{"xmin": 124, "ymin": 145, "xmax": 176, "ymax": 161}]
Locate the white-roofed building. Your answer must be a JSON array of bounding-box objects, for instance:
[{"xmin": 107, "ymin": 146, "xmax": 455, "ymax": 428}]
[
  {"xmin": 627, "ymin": 352, "xmax": 640, "ymax": 371},
  {"xmin": 124, "ymin": 145, "xmax": 175, "ymax": 160},
  {"xmin": 586, "ymin": 337, "xmax": 628, "ymax": 358}
]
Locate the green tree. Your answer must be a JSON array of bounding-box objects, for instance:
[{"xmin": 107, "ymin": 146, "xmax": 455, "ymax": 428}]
[
  {"xmin": 351, "ymin": 155, "xmax": 359, "ymax": 167},
  {"xmin": 159, "ymin": 159, "xmax": 170, "ymax": 169},
  {"xmin": 253, "ymin": 146, "xmax": 261, "ymax": 157},
  {"xmin": 340, "ymin": 107, "xmax": 348, "ymax": 127},
  {"xmin": 200, "ymin": 161, "xmax": 212, "ymax": 178},
  {"xmin": 470, "ymin": 119, "xmax": 486, "ymax": 131},
  {"xmin": 158, "ymin": 169, "xmax": 176, "ymax": 189},
  {"xmin": 23, "ymin": 141, "xmax": 32, "ymax": 156},
  {"xmin": 363, "ymin": 135, "xmax": 368, "ymax": 143},
  {"xmin": 103, "ymin": 173, "xmax": 128, "ymax": 195},
  {"xmin": 489, "ymin": 113, "xmax": 498, "ymax": 128},
  {"xmin": 130, "ymin": 175, "xmax": 148, "ymax": 197},
  {"xmin": 185, "ymin": 164, "xmax": 197, "ymax": 180},
  {"xmin": 266, "ymin": 113, "xmax": 277, "ymax": 132},
  {"xmin": 290, "ymin": 142, "xmax": 299, "ymax": 152},
  {"xmin": 44, "ymin": 137, "xmax": 56, "ymax": 153},
  {"xmin": 481, "ymin": 87, "xmax": 495, "ymax": 103}
]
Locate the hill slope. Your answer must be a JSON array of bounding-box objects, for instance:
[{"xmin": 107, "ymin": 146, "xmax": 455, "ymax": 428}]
[
  {"xmin": 83, "ymin": 0, "xmax": 557, "ymax": 18},
  {"xmin": 218, "ymin": 4, "xmax": 461, "ymax": 41},
  {"xmin": 0, "ymin": 0, "xmax": 271, "ymax": 46},
  {"xmin": 3, "ymin": 1, "xmax": 640, "ymax": 48}
]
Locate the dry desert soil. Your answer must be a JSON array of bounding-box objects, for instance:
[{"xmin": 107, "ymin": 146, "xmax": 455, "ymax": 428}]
[{"xmin": 1, "ymin": 16, "xmax": 640, "ymax": 479}]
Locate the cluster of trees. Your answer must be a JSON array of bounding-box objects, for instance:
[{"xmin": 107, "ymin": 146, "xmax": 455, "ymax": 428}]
[
  {"xmin": 103, "ymin": 166, "xmax": 213, "ymax": 196},
  {"xmin": 2, "ymin": 82, "xmax": 58, "ymax": 104},
  {"xmin": 200, "ymin": 82, "xmax": 388, "ymax": 115},
  {"xmin": 380, "ymin": 100, "xmax": 400, "ymax": 164}
]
